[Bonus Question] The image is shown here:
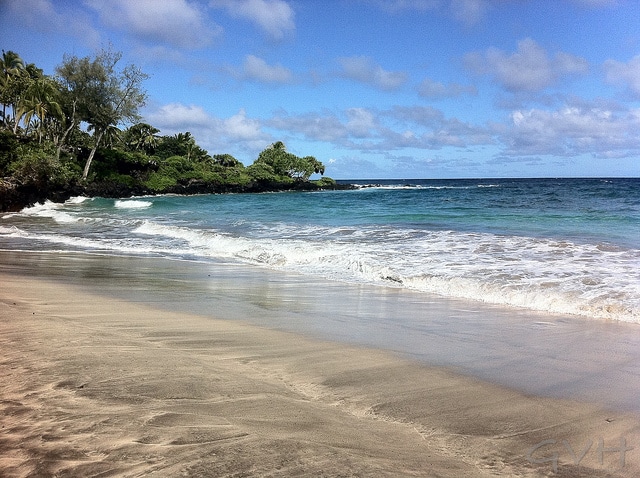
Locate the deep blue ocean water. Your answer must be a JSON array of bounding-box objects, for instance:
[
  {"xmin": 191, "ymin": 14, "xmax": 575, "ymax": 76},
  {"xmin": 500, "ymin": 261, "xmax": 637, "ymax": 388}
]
[{"xmin": 1, "ymin": 178, "xmax": 639, "ymax": 322}]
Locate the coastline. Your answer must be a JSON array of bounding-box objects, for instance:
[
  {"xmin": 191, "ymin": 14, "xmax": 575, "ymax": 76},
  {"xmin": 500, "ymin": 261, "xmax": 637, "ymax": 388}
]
[{"xmin": 2, "ymin": 255, "xmax": 640, "ymax": 476}]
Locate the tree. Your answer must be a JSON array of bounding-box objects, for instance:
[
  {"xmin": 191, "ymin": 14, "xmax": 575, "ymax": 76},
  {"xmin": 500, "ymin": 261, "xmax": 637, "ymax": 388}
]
[
  {"xmin": 155, "ymin": 132, "xmax": 209, "ymax": 162},
  {"xmin": 124, "ymin": 122, "xmax": 159, "ymax": 153},
  {"xmin": 0, "ymin": 50, "xmax": 25, "ymax": 129},
  {"xmin": 15, "ymin": 75, "xmax": 63, "ymax": 142},
  {"xmin": 254, "ymin": 141, "xmax": 325, "ymax": 181},
  {"xmin": 174, "ymin": 132, "xmax": 196, "ymax": 161},
  {"xmin": 82, "ymin": 51, "xmax": 148, "ymax": 180},
  {"xmin": 56, "ymin": 48, "xmax": 148, "ymax": 179},
  {"xmin": 213, "ymin": 153, "xmax": 242, "ymax": 167},
  {"xmin": 55, "ymin": 53, "xmax": 107, "ymax": 159}
]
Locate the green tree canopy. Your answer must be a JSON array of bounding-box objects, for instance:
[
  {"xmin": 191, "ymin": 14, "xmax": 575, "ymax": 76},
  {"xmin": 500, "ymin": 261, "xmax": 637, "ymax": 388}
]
[
  {"xmin": 254, "ymin": 141, "xmax": 325, "ymax": 181},
  {"xmin": 56, "ymin": 48, "xmax": 148, "ymax": 180},
  {"xmin": 123, "ymin": 123, "xmax": 160, "ymax": 153},
  {"xmin": 0, "ymin": 50, "xmax": 26, "ymax": 129}
]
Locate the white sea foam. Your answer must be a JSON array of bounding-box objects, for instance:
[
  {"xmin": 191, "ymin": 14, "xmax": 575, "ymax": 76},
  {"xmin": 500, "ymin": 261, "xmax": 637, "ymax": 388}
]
[
  {"xmin": 17, "ymin": 200, "xmax": 79, "ymax": 223},
  {"xmin": 134, "ymin": 220, "xmax": 640, "ymax": 323},
  {"xmin": 65, "ymin": 196, "xmax": 90, "ymax": 204},
  {"xmin": 114, "ymin": 199, "xmax": 153, "ymax": 209},
  {"xmin": 0, "ymin": 225, "xmax": 21, "ymax": 235}
]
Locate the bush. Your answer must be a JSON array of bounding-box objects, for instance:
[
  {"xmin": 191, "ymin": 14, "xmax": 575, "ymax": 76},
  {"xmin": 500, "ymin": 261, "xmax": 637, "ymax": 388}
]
[
  {"xmin": 103, "ymin": 172, "xmax": 139, "ymax": 188},
  {"xmin": 9, "ymin": 143, "xmax": 77, "ymax": 186},
  {"xmin": 246, "ymin": 162, "xmax": 279, "ymax": 182},
  {"xmin": 93, "ymin": 148, "xmax": 154, "ymax": 178},
  {"xmin": 145, "ymin": 171, "xmax": 178, "ymax": 191},
  {"xmin": 314, "ymin": 176, "xmax": 337, "ymax": 188},
  {"xmin": 0, "ymin": 130, "xmax": 19, "ymax": 176}
]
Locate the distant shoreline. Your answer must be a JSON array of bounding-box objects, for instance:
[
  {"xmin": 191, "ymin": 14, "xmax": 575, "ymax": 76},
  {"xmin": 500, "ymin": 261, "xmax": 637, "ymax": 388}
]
[{"xmin": 0, "ymin": 178, "xmax": 357, "ymax": 213}]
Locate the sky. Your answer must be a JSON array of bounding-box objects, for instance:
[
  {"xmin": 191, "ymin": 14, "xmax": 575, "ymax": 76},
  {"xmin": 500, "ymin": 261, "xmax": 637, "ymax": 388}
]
[{"xmin": 2, "ymin": 0, "xmax": 640, "ymax": 179}]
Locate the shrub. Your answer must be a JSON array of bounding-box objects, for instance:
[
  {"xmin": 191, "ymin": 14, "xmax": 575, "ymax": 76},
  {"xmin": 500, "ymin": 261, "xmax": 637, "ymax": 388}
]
[
  {"xmin": 314, "ymin": 176, "xmax": 337, "ymax": 188},
  {"xmin": 9, "ymin": 143, "xmax": 77, "ymax": 186},
  {"xmin": 145, "ymin": 172, "xmax": 178, "ymax": 191}
]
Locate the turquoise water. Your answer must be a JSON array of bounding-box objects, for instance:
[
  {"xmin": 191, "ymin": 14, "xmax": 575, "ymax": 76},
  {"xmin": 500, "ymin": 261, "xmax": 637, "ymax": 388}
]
[{"xmin": 2, "ymin": 178, "xmax": 639, "ymax": 322}]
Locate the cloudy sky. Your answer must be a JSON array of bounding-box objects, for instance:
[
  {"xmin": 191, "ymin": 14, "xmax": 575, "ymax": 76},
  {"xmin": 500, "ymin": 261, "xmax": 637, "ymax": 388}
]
[{"xmin": 2, "ymin": 0, "xmax": 640, "ymax": 178}]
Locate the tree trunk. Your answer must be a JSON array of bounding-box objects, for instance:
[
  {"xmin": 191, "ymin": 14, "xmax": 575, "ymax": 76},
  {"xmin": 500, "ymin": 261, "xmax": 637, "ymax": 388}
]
[
  {"xmin": 56, "ymin": 119, "xmax": 76, "ymax": 160},
  {"xmin": 82, "ymin": 129, "xmax": 104, "ymax": 181},
  {"xmin": 56, "ymin": 100, "xmax": 77, "ymax": 160}
]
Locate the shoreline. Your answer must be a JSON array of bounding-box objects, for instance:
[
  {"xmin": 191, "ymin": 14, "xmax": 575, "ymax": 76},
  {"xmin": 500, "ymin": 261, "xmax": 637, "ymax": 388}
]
[
  {"xmin": 2, "ymin": 249, "xmax": 640, "ymax": 412},
  {"xmin": 2, "ymin": 262, "xmax": 640, "ymax": 476}
]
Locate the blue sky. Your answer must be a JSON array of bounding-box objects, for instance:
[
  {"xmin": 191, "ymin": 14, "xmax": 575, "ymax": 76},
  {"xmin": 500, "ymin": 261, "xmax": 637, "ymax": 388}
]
[{"xmin": 2, "ymin": 0, "xmax": 640, "ymax": 178}]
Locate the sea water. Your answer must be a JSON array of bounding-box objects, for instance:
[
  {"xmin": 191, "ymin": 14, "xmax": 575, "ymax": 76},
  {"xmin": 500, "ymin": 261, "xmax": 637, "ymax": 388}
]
[{"xmin": 1, "ymin": 178, "xmax": 639, "ymax": 323}]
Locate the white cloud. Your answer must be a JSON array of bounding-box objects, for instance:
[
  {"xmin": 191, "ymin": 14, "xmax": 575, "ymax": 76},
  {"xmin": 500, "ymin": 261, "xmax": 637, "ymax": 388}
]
[
  {"xmin": 337, "ymin": 56, "xmax": 407, "ymax": 90},
  {"xmin": 223, "ymin": 109, "xmax": 265, "ymax": 140},
  {"xmin": 242, "ymin": 55, "xmax": 293, "ymax": 83},
  {"xmin": 346, "ymin": 108, "xmax": 378, "ymax": 138},
  {"xmin": 130, "ymin": 45, "xmax": 189, "ymax": 66},
  {"xmin": 450, "ymin": 0, "xmax": 485, "ymax": 26},
  {"xmin": 268, "ymin": 106, "xmax": 493, "ymax": 152},
  {"xmin": 144, "ymin": 103, "xmax": 270, "ymax": 157},
  {"xmin": 211, "ymin": 0, "xmax": 295, "ymax": 40},
  {"xmin": 6, "ymin": 0, "xmax": 101, "ymax": 46},
  {"xmin": 502, "ymin": 105, "xmax": 640, "ymax": 158},
  {"xmin": 146, "ymin": 99, "xmax": 640, "ymax": 165},
  {"xmin": 465, "ymin": 38, "xmax": 588, "ymax": 92},
  {"xmin": 267, "ymin": 111, "xmax": 348, "ymax": 143},
  {"xmin": 320, "ymin": 155, "xmax": 387, "ymax": 179},
  {"xmin": 85, "ymin": 0, "xmax": 219, "ymax": 49},
  {"xmin": 604, "ymin": 55, "xmax": 640, "ymax": 99},
  {"xmin": 417, "ymin": 78, "xmax": 477, "ymax": 98},
  {"xmin": 146, "ymin": 103, "xmax": 213, "ymax": 130}
]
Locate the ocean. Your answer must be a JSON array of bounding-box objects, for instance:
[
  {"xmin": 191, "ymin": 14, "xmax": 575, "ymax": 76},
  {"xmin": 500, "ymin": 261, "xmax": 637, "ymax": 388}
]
[
  {"xmin": 1, "ymin": 177, "xmax": 638, "ymax": 323},
  {"xmin": 3, "ymin": 177, "xmax": 640, "ymax": 409}
]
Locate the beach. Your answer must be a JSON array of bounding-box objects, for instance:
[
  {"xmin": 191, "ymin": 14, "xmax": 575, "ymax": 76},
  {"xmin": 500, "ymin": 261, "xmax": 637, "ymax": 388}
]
[{"xmin": 2, "ymin": 253, "xmax": 640, "ymax": 477}]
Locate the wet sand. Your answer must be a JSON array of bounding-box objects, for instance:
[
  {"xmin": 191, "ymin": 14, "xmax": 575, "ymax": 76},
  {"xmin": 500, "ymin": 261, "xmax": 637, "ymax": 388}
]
[{"xmin": 1, "ymin": 269, "xmax": 640, "ymax": 477}]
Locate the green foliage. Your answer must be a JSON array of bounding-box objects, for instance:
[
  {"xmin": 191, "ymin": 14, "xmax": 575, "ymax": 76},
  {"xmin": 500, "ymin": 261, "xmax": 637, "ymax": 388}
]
[
  {"xmin": 102, "ymin": 172, "xmax": 138, "ymax": 187},
  {"xmin": 145, "ymin": 171, "xmax": 178, "ymax": 191},
  {"xmin": 163, "ymin": 155, "xmax": 191, "ymax": 173},
  {"xmin": 2, "ymin": 50, "xmax": 335, "ymax": 200},
  {"xmin": 56, "ymin": 47, "xmax": 149, "ymax": 179},
  {"xmin": 217, "ymin": 165, "xmax": 251, "ymax": 186},
  {"xmin": 92, "ymin": 148, "xmax": 152, "ymax": 179},
  {"xmin": 154, "ymin": 132, "xmax": 210, "ymax": 162},
  {"xmin": 123, "ymin": 123, "xmax": 159, "ymax": 154},
  {"xmin": 143, "ymin": 155, "xmax": 189, "ymax": 191},
  {"xmin": 213, "ymin": 153, "xmax": 242, "ymax": 167},
  {"xmin": 314, "ymin": 176, "xmax": 337, "ymax": 188},
  {"xmin": 0, "ymin": 129, "xmax": 18, "ymax": 174},
  {"xmin": 8, "ymin": 141, "xmax": 77, "ymax": 185},
  {"xmin": 246, "ymin": 161, "xmax": 279, "ymax": 183},
  {"xmin": 253, "ymin": 141, "xmax": 325, "ymax": 181}
]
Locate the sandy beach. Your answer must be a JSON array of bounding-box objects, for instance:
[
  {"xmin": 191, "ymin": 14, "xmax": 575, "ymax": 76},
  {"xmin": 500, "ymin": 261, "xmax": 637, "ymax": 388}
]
[{"xmin": 1, "ymin": 267, "xmax": 640, "ymax": 477}]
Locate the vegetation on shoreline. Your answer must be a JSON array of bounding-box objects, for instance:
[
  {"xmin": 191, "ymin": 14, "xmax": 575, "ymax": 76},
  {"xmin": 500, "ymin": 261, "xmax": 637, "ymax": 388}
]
[{"xmin": 0, "ymin": 48, "xmax": 342, "ymax": 212}]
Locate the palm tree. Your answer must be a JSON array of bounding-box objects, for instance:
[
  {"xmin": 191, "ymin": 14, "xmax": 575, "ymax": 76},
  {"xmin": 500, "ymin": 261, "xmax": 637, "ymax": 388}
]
[
  {"xmin": 173, "ymin": 132, "xmax": 197, "ymax": 161},
  {"xmin": 15, "ymin": 76, "xmax": 63, "ymax": 141},
  {"xmin": 125, "ymin": 122, "xmax": 159, "ymax": 153},
  {"xmin": 0, "ymin": 50, "xmax": 26, "ymax": 129},
  {"xmin": 99, "ymin": 123, "xmax": 122, "ymax": 149}
]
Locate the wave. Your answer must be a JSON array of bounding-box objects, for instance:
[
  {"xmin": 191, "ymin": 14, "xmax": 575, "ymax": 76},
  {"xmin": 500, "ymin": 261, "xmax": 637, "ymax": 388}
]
[
  {"xmin": 114, "ymin": 199, "xmax": 153, "ymax": 209},
  {"xmin": 352, "ymin": 183, "xmax": 502, "ymax": 191},
  {"xmin": 65, "ymin": 196, "xmax": 90, "ymax": 204},
  {"xmin": 134, "ymin": 221, "xmax": 640, "ymax": 323},
  {"xmin": 14, "ymin": 200, "xmax": 79, "ymax": 223},
  {"xmin": 3, "ymin": 194, "xmax": 637, "ymax": 323}
]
